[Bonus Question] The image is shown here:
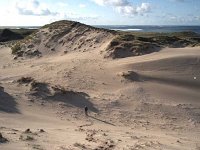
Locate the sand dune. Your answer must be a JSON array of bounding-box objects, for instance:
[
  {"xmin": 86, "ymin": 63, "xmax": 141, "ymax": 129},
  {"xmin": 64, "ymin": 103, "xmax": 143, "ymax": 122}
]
[{"xmin": 0, "ymin": 21, "xmax": 200, "ymax": 149}]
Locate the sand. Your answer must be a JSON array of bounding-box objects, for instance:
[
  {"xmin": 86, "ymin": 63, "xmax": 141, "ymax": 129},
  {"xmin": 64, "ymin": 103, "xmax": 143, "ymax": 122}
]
[{"xmin": 0, "ymin": 42, "xmax": 200, "ymax": 150}]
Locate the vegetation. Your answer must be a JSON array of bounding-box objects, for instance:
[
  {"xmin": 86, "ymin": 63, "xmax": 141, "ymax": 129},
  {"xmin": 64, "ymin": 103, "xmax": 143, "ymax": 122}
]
[
  {"xmin": 12, "ymin": 29, "xmax": 36, "ymax": 37},
  {"xmin": 0, "ymin": 28, "xmax": 36, "ymax": 42},
  {"xmin": 24, "ymin": 35, "xmax": 33, "ymax": 41},
  {"xmin": 2, "ymin": 20, "xmax": 200, "ymax": 59},
  {"xmin": 11, "ymin": 43, "xmax": 21, "ymax": 54},
  {"xmin": 17, "ymin": 77, "xmax": 34, "ymax": 84},
  {"xmin": 106, "ymin": 31, "xmax": 200, "ymax": 59},
  {"xmin": 41, "ymin": 20, "xmax": 74, "ymax": 29},
  {"xmin": 115, "ymin": 34, "xmax": 135, "ymax": 41}
]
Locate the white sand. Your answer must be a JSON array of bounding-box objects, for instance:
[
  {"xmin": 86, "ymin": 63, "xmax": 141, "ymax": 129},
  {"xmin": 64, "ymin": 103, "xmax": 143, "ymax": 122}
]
[{"xmin": 0, "ymin": 45, "xmax": 200, "ymax": 149}]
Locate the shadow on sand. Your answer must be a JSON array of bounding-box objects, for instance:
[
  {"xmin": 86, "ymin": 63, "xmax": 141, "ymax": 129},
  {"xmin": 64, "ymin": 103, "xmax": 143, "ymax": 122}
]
[
  {"xmin": 29, "ymin": 82, "xmax": 98, "ymax": 113},
  {"xmin": 88, "ymin": 115, "xmax": 115, "ymax": 126},
  {"xmin": 48, "ymin": 91, "xmax": 99, "ymax": 113},
  {"xmin": 0, "ymin": 86, "xmax": 19, "ymax": 113}
]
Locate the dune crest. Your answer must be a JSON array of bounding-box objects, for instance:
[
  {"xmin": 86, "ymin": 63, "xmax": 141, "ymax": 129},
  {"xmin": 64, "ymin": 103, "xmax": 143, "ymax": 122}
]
[{"xmin": 11, "ymin": 20, "xmax": 115, "ymax": 58}]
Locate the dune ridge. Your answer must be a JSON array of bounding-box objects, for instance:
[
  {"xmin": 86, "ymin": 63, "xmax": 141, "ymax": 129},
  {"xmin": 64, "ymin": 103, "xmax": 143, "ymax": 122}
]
[{"xmin": 8, "ymin": 20, "xmax": 200, "ymax": 59}]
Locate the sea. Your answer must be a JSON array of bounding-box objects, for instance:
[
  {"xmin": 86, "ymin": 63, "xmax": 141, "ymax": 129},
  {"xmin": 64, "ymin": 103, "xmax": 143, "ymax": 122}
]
[
  {"xmin": 1, "ymin": 25, "xmax": 200, "ymax": 34},
  {"xmin": 96, "ymin": 25, "xmax": 200, "ymax": 34}
]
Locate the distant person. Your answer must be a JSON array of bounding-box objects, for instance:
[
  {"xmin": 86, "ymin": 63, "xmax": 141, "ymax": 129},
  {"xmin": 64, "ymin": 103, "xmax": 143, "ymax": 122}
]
[{"xmin": 84, "ymin": 106, "xmax": 88, "ymax": 116}]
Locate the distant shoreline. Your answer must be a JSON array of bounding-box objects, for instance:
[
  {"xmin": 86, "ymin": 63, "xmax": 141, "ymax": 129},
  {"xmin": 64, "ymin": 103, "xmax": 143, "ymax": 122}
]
[
  {"xmin": 95, "ymin": 25, "xmax": 200, "ymax": 34},
  {"xmin": 0, "ymin": 26, "xmax": 40, "ymax": 29},
  {"xmin": 1, "ymin": 25, "xmax": 200, "ymax": 33}
]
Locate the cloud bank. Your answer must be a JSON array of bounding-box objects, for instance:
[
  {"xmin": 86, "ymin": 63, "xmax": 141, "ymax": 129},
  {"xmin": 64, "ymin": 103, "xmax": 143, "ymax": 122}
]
[
  {"xmin": 15, "ymin": 0, "xmax": 57, "ymax": 16},
  {"xmin": 91, "ymin": 0, "xmax": 151, "ymax": 16}
]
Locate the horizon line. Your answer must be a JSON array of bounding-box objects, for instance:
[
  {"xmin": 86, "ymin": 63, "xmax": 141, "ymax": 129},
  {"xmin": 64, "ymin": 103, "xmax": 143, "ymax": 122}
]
[{"xmin": 1, "ymin": 24, "xmax": 200, "ymax": 27}]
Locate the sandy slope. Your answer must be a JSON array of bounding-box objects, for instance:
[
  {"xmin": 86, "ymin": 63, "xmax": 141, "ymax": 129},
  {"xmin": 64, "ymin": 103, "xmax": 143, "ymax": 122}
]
[{"xmin": 0, "ymin": 45, "xmax": 200, "ymax": 150}]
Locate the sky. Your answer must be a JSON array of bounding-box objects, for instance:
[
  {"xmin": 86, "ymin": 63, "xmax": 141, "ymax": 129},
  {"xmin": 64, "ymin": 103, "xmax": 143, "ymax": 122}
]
[{"xmin": 0, "ymin": 0, "xmax": 200, "ymax": 26}]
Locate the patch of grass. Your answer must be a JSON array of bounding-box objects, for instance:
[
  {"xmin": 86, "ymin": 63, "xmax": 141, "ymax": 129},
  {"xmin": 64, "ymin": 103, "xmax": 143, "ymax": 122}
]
[
  {"xmin": 19, "ymin": 135, "xmax": 34, "ymax": 141},
  {"xmin": 41, "ymin": 20, "xmax": 73, "ymax": 29},
  {"xmin": 11, "ymin": 43, "xmax": 21, "ymax": 54},
  {"xmin": 24, "ymin": 35, "xmax": 33, "ymax": 41},
  {"xmin": 73, "ymin": 142, "xmax": 86, "ymax": 149},
  {"xmin": 32, "ymin": 144, "xmax": 44, "ymax": 150},
  {"xmin": 116, "ymin": 34, "xmax": 135, "ymax": 41},
  {"xmin": 17, "ymin": 77, "xmax": 34, "ymax": 84},
  {"xmin": 10, "ymin": 29, "xmax": 36, "ymax": 36}
]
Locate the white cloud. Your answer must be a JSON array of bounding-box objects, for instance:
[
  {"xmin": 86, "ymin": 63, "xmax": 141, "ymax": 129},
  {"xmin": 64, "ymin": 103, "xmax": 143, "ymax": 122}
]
[
  {"xmin": 116, "ymin": 2, "xmax": 151, "ymax": 16},
  {"xmin": 15, "ymin": 0, "xmax": 58, "ymax": 16},
  {"xmin": 1, "ymin": 0, "xmax": 99, "ymax": 26},
  {"xmin": 116, "ymin": 5, "xmax": 136, "ymax": 15},
  {"xmin": 91, "ymin": 0, "xmax": 151, "ymax": 16},
  {"xmin": 79, "ymin": 4, "xmax": 86, "ymax": 8},
  {"xmin": 62, "ymin": 12, "xmax": 99, "ymax": 21},
  {"xmin": 91, "ymin": 0, "xmax": 129, "ymax": 6},
  {"xmin": 136, "ymin": 3, "xmax": 151, "ymax": 14}
]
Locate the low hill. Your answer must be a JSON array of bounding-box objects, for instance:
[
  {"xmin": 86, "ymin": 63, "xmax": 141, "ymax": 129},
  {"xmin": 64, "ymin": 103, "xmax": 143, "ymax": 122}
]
[
  {"xmin": 11, "ymin": 20, "xmax": 116, "ymax": 58},
  {"xmin": 0, "ymin": 28, "xmax": 35, "ymax": 42},
  {"xmin": 104, "ymin": 31, "xmax": 200, "ymax": 58},
  {"xmin": 10, "ymin": 20, "xmax": 200, "ymax": 59},
  {"xmin": 0, "ymin": 29, "xmax": 23, "ymax": 42}
]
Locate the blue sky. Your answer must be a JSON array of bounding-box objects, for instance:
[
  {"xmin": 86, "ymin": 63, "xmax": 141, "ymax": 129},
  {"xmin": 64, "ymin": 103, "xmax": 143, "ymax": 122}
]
[{"xmin": 0, "ymin": 0, "xmax": 200, "ymax": 26}]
